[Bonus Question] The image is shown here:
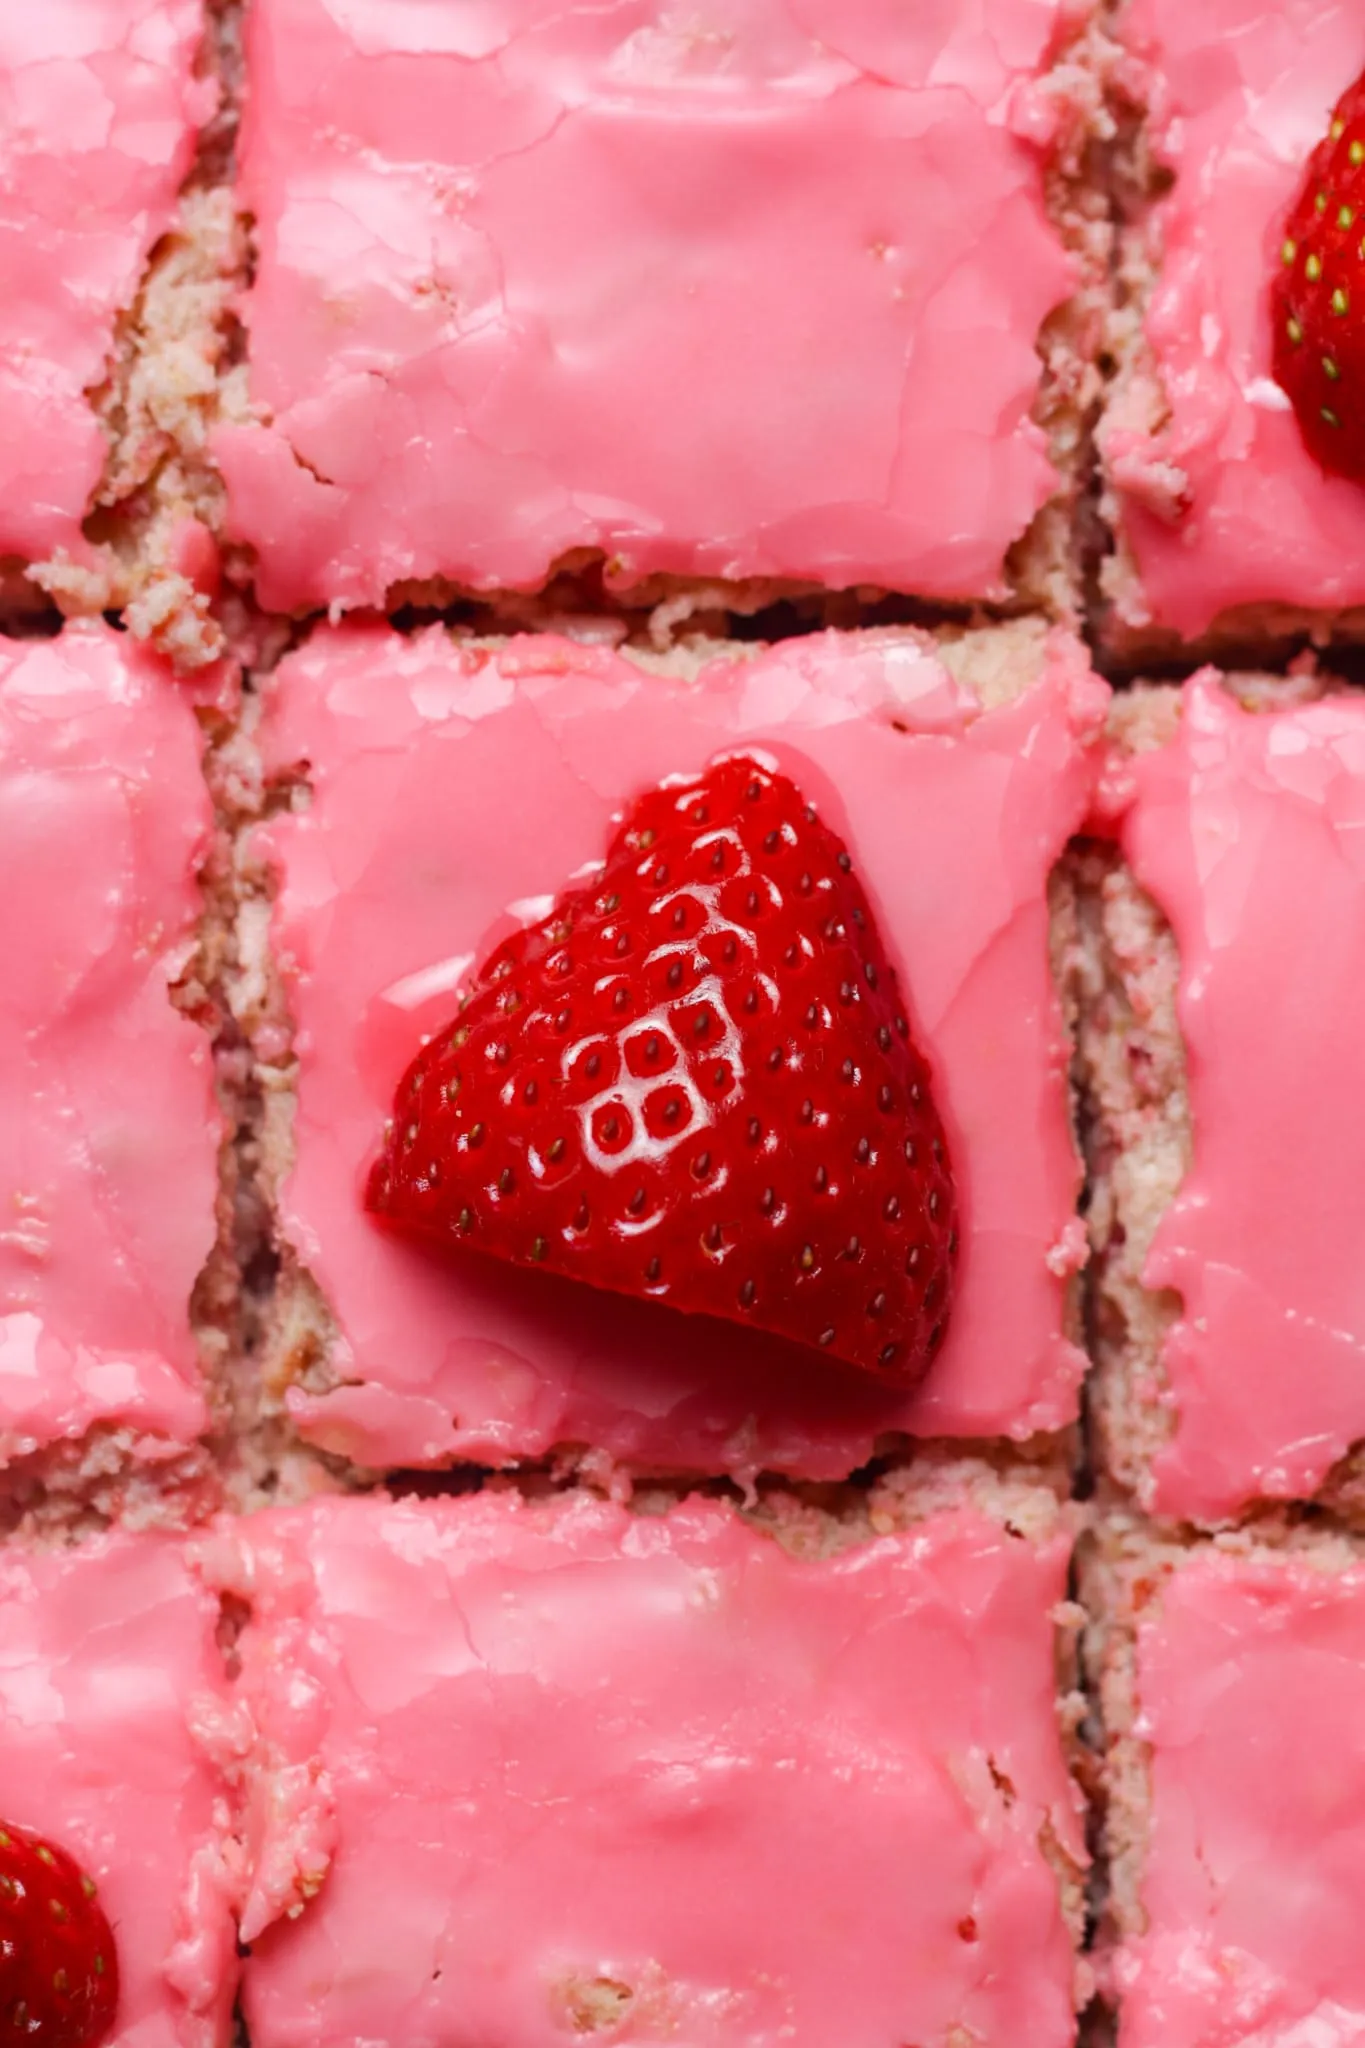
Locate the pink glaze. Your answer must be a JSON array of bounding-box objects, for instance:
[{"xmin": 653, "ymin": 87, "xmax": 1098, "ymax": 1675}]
[
  {"xmin": 223, "ymin": 1490, "xmax": 1084, "ymax": 2048},
  {"xmin": 0, "ymin": 0, "xmax": 210, "ymax": 564},
  {"xmin": 1118, "ymin": 674, "xmax": 1365, "ymax": 1519},
  {"xmin": 0, "ymin": 1533, "xmax": 237, "ymax": 2048},
  {"xmin": 216, "ymin": 0, "xmax": 1079, "ymax": 614},
  {"xmin": 1104, "ymin": 0, "xmax": 1365, "ymax": 638},
  {"xmin": 0, "ymin": 625, "xmax": 220, "ymax": 1467},
  {"xmin": 257, "ymin": 624, "xmax": 1106, "ymax": 1478},
  {"xmin": 1116, "ymin": 1549, "xmax": 1365, "ymax": 2048}
]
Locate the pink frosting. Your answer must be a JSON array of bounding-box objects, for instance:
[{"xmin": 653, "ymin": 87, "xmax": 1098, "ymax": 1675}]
[
  {"xmin": 1104, "ymin": 0, "xmax": 1365, "ymax": 637},
  {"xmin": 0, "ymin": 0, "xmax": 210, "ymax": 563},
  {"xmin": 256, "ymin": 624, "xmax": 1106, "ymax": 1478},
  {"xmin": 1116, "ymin": 1549, "xmax": 1365, "ymax": 2048},
  {"xmin": 216, "ymin": 0, "xmax": 1077, "ymax": 614},
  {"xmin": 0, "ymin": 1532, "xmax": 238, "ymax": 2048},
  {"xmin": 1117, "ymin": 675, "xmax": 1365, "ymax": 1519},
  {"xmin": 225, "ymin": 1490, "xmax": 1084, "ymax": 2048},
  {"xmin": 0, "ymin": 626, "xmax": 221, "ymax": 1467}
]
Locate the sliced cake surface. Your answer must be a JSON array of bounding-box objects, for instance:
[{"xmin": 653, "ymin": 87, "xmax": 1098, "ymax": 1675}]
[
  {"xmin": 239, "ymin": 620, "xmax": 1106, "ymax": 1480},
  {"xmin": 1100, "ymin": 0, "xmax": 1365, "ymax": 652},
  {"xmin": 19, "ymin": 12, "xmax": 1365, "ymax": 2034},
  {"xmin": 1086, "ymin": 1520, "xmax": 1365, "ymax": 2048},
  {"xmin": 216, "ymin": 0, "xmax": 1096, "ymax": 616},
  {"xmin": 1076, "ymin": 671, "xmax": 1365, "ymax": 1522},
  {"xmin": 223, "ymin": 1484, "xmax": 1087, "ymax": 2048},
  {"xmin": 0, "ymin": 626, "xmax": 222, "ymax": 1494},
  {"xmin": 0, "ymin": 0, "xmax": 207, "ymax": 569},
  {"xmin": 0, "ymin": 1530, "xmax": 238, "ymax": 2048}
]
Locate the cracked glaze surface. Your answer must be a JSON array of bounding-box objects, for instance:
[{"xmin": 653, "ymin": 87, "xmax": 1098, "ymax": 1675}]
[
  {"xmin": 217, "ymin": 0, "xmax": 1078, "ymax": 613},
  {"xmin": 0, "ymin": 626, "xmax": 220, "ymax": 1466},
  {"xmin": 224, "ymin": 1489, "xmax": 1083, "ymax": 2048},
  {"xmin": 1117, "ymin": 1550, "xmax": 1365, "ymax": 2048},
  {"xmin": 1116, "ymin": 675, "xmax": 1365, "ymax": 1518},
  {"xmin": 257, "ymin": 624, "xmax": 1106, "ymax": 1478},
  {"xmin": 0, "ymin": 1533, "xmax": 238, "ymax": 2048},
  {"xmin": 1104, "ymin": 0, "xmax": 1365, "ymax": 636},
  {"xmin": 0, "ymin": 0, "xmax": 210, "ymax": 563}
]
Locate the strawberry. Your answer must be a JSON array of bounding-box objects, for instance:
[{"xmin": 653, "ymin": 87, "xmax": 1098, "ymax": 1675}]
[
  {"xmin": 0, "ymin": 1824, "xmax": 119, "ymax": 2048},
  {"xmin": 1273, "ymin": 69, "xmax": 1365, "ymax": 480},
  {"xmin": 368, "ymin": 753, "xmax": 958, "ymax": 1387}
]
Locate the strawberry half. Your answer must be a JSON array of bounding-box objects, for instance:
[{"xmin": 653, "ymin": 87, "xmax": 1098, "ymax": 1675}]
[
  {"xmin": 367, "ymin": 753, "xmax": 958, "ymax": 1388},
  {"xmin": 1273, "ymin": 68, "xmax": 1365, "ymax": 480},
  {"xmin": 0, "ymin": 1824, "xmax": 119, "ymax": 2048}
]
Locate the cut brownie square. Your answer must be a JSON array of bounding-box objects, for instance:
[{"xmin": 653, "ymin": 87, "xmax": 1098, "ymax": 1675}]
[
  {"xmin": 1098, "ymin": 0, "xmax": 1365, "ymax": 658},
  {"xmin": 235, "ymin": 618, "xmax": 1107, "ymax": 1483},
  {"xmin": 216, "ymin": 0, "xmax": 1107, "ymax": 620},
  {"xmin": 1083, "ymin": 1516, "xmax": 1365, "ymax": 2048},
  {"xmin": 0, "ymin": 1531, "xmax": 238, "ymax": 2048},
  {"xmin": 0, "ymin": 625, "xmax": 225, "ymax": 1517},
  {"xmin": 1070, "ymin": 669, "xmax": 1365, "ymax": 1523},
  {"xmin": 0, "ymin": 5, "xmax": 208, "ymax": 565},
  {"xmin": 223, "ymin": 1476, "xmax": 1088, "ymax": 2048}
]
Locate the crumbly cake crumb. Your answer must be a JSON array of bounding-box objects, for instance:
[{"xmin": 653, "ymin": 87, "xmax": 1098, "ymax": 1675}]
[
  {"xmin": 29, "ymin": 0, "xmax": 248, "ymax": 673},
  {"xmin": 1064, "ymin": 836, "xmax": 1188, "ymax": 1504},
  {"xmin": 1010, "ymin": 2, "xmax": 1124, "ymax": 622}
]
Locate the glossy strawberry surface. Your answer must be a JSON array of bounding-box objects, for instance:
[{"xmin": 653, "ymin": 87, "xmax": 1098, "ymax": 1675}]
[
  {"xmin": 1273, "ymin": 68, "xmax": 1365, "ymax": 481},
  {"xmin": 0, "ymin": 1824, "xmax": 118, "ymax": 2048},
  {"xmin": 368, "ymin": 754, "xmax": 958, "ymax": 1387}
]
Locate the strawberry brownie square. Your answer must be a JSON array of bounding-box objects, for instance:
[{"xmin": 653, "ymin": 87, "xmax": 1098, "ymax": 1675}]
[
  {"xmin": 1072, "ymin": 669, "xmax": 1365, "ymax": 1523},
  {"xmin": 223, "ymin": 1473, "xmax": 1088, "ymax": 2048},
  {"xmin": 1083, "ymin": 1516, "xmax": 1365, "ymax": 2048},
  {"xmin": 215, "ymin": 0, "xmax": 1106, "ymax": 621},
  {"xmin": 1099, "ymin": 0, "xmax": 1365, "ymax": 657},
  {"xmin": 0, "ymin": 4, "xmax": 208, "ymax": 573},
  {"xmin": 0, "ymin": 625, "xmax": 224, "ymax": 1518},
  {"xmin": 0, "ymin": 1530, "xmax": 238, "ymax": 2048},
  {"xmin": 238, "ymin": 617, "xmax": 1108, "ymax": 1483}
]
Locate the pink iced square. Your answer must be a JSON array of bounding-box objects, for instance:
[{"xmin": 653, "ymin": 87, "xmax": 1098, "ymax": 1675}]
[
  {"xmin": 218, "ymin": 0, "xmax": 1079, "ymax": 613},
  {"xmin": 0, "ymin": 1532, "xmax": 237, "ymax": 2048},
  {"xmin": 229, "ymin": 1489, "xmax": 1085, "ymax": 2048},
  {"xmin": 1116, "ymin": 1547, "xmax": 1365, "ymax": 2048},
  {"xmin": 1101, "ymin": 0, "xmax": 1365, "ymax": 640},
  {"xmin": 1116, "ymin": 675, "xmax": 1365, "ymax": 1520},
  {"xmin": 0, "ymin": 625, "xmax": 221, "ymax": 1471},
  {"xmin": 0, "ymin": 1, "xmax": 208, "ymax": 563},
  {"xmin": 255, "ymin": 623, "xmax": 1105, "ymax": 1479}
]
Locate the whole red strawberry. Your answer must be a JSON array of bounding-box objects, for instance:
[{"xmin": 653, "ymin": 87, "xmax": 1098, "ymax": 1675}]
[
  {"xmin": 1273, "ymin": 70, "xmax": 1365, "ymax": 479},
  {"xmin": 368, "ymin": 754, "xmax": 958, "ymax": 1387},
  {"xmin": 0, "ymin": 1824, "xmax": 119, "ymax": 2048}
]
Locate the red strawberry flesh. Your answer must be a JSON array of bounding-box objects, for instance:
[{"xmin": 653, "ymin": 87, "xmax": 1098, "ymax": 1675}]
[
  {"xmin": 367, "ymin": 753, "xmax": 958, "ymax": 1389},
  {"xmin": 1273, "ymin": 69, "xmax": 1365, "ymax": 480},
  {"xmin": 0, "ymin": 1824, "xmax": 118, "ymax": 2048}
]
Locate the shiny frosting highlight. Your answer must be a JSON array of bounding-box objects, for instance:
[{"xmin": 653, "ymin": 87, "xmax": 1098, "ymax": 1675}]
[
  {"xmin": 0, "ymin": 626, "xmax": 220, "ymax": 1467},
  {"xmin": 0, "ymin": 0, "xmax": 209, "ymax": 562},
  {"xmin": 227, "ymin": 1490, "xmax": 1084, "ymax": 2048},
  {"xmin": 0, "ymin": 1533, "xmax": 238, "ymax": 2048},
  {"xmin": 1105, "ymin": 0, "xmax": 1365, "ymax": 636},
  {"xmin": 1120, "ymin": 674, "xmax": 1365, "ymax": 1517},
  {"xmin": 218, "ymin": 0, "xmax": 1076, "ymax": 612},
  {"xmin": 1118, "ymin": 1549, "xmax": 1365, "ymax": 2048},
  {"xmin": 257, "ymin": 624, "xmax": 1106, "ymax": 1479}
]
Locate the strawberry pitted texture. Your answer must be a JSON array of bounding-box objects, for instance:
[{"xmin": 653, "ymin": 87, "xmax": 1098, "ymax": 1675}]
[
  {"xmin": 368, "ymin": 754, "xmax": 958, "ymax": 1389},
  {"xmin": 0, "ymin": 1825, "xmax": 118, "ymax": 2048},
  {"xmin": 1273, "ymin": 68, "xmax": 1365, "ymax": 482}
]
